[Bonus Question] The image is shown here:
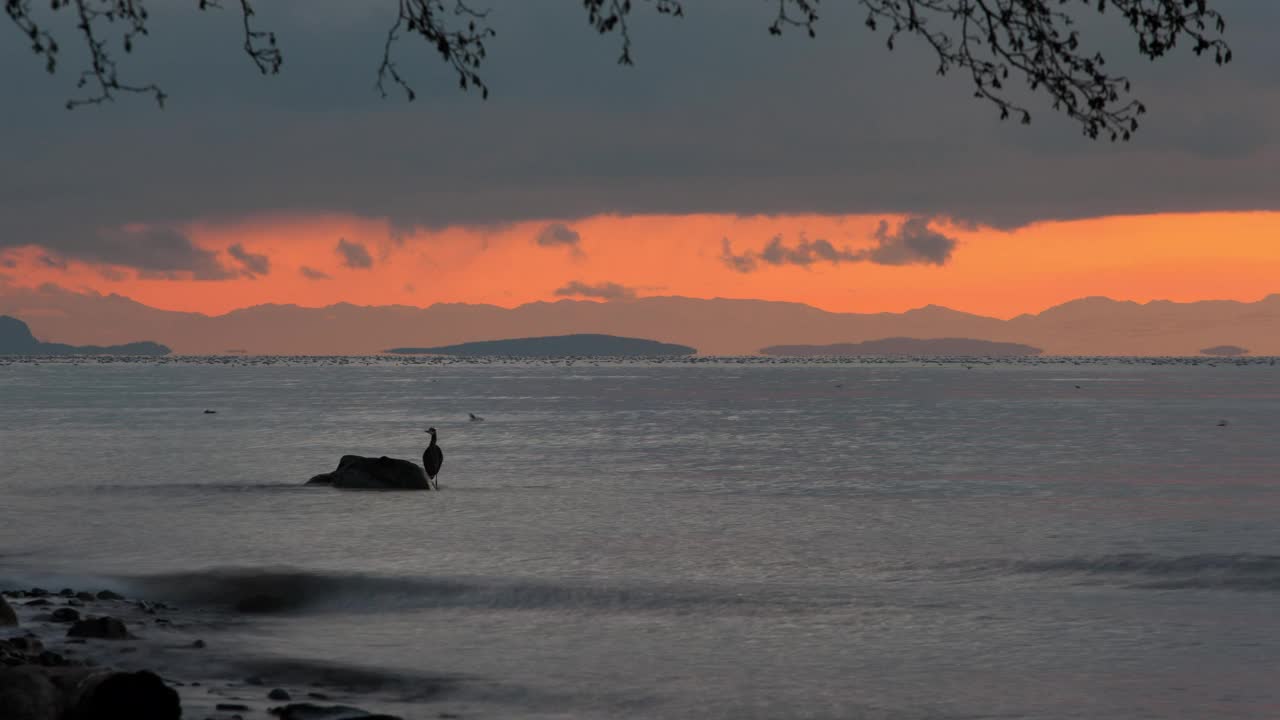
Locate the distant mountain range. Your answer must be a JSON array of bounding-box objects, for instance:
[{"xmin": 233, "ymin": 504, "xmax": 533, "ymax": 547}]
[
  {"xmin": 761, "ymin": 338, "xmax": 1042, "ymax": 357},
  {"xmin": 387, "ymin": 334, "xmax": 696, "ymax": 356},
  {"xmin": 0, "ymin": 315, "xmax": 170, "ymax": 356},
  {"xmin": 0, "ymin": 285, "xmax": 1275, "ymax": 356}
]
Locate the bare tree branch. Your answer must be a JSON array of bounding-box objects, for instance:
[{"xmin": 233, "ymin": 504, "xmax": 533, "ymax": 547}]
[
  {"xmin": 4, "ymin": 0, "xmax": 1231, "ymax": 142},
  {"xmin": 852, "ymin": 0, "xmax": 1231, "ymax": 140},
  {"xmin": 197, "ymin": 0, "xmax": 283, "ymax": 75}
]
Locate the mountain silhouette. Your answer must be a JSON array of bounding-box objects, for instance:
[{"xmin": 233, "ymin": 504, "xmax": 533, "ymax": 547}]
[{"xmin": 1, "ymin": 286, "xmax": 1278, "ymax": 356}]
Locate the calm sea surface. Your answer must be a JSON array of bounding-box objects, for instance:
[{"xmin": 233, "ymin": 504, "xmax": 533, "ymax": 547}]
[{"xmin": 2, "ymin": 357, "xmax": 1278, "ymax": 719}]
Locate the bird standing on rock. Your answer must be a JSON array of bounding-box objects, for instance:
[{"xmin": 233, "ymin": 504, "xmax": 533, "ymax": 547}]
[{"xmin": 424, "ymin": 427, "xmax": 444, "ymax": 490}]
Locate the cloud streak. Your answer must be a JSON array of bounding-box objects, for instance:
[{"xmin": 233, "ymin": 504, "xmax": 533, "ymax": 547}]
[
  {"xmin": 227, "ymin": 243, "xmax": 270, "ymax": 277},
  {"xmin": 299, "ymin": 265, "xmax": 331, "ymax": 280},
  {"xmin": 721, "ymin": 218, "xmax": 957, "ymax": 273},
  {"xmin": 336, "ymin": 238, "xmax": 373, "ymax": 269},
  {"xmin": 553, "ymin": 280, "xmax": 637, "ymax": 300},
  {"xmin": 535, "ymin": 223, "xmax": 583, "ymax": 255}
]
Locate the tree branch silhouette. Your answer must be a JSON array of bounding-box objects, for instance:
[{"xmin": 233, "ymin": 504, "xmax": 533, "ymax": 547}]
[{"xmin": 5, "ymin": 0, "xmax": 1231, "ymax": 140}]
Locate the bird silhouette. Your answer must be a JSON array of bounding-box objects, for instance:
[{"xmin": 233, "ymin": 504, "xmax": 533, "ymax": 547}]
[
  {"xmin": 423, "ymin": 427, "xmax": 444, "ymax": 490},
  {"xmin": 469, "ymin": 412, "xmax": 485, "ymax": 422}
]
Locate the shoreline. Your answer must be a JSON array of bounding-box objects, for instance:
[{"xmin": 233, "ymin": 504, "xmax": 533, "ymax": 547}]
[{"xmin": 1, "ymin": 586, "xmax": 422, "ymax": 720}]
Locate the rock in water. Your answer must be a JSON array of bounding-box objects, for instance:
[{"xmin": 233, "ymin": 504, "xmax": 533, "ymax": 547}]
[
  {"xmin": 306, "ymin": 455, "xmax": 430, "ymax": 490},
  {"xmin": 0, "ymin": 667, "xmax": 63, "ymax": 720},
  {"xmin": 0, "ymin": 596, "xmax": 16, "ymax": 627},
  {"xmin": 65, "ymin": 617, "xmax": 129, "ymax": 640}
]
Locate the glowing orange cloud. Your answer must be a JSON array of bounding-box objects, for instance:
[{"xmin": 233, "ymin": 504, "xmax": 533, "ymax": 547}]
[{"xmin": 2, "ymin": 211, "xmax": 1278, "ymax": 318}]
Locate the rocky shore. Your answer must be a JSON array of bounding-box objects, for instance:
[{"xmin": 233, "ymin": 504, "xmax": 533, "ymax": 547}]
[{"xmin": 1, "ymin": 589, "xmax": 413, "ymax": 720}]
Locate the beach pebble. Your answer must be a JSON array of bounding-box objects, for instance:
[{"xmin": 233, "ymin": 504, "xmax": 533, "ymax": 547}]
[
  {"xmin": 66, "ymin": 617, "xmax": 129, "ymax": 640},
  {"xmin": 191, "ymin": 639, "xmax": 206, "ymax": 649},
  {"xmin": 269, "ymin": 688, "xmax": 292, "ymax": 700}
]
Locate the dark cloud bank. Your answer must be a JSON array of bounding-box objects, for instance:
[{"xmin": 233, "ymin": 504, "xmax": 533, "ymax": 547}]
[{"xmin": 1, "ymin": 1, "xmax": 1278, "ymax": 266}]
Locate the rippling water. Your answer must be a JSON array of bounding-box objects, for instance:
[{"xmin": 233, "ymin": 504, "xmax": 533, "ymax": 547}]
[{"xmin": 2, "ymin": 357, "xmax": 1278, "ymax": 719}]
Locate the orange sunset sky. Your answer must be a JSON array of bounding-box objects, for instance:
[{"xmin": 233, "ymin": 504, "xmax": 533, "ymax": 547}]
[{"xmin": 2, "ymin": 211, "xmax": 1277, "ymax": 319}]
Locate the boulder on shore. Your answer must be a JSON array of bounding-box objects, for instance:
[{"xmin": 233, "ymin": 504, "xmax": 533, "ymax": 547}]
[
  {"xmin": 0, "ymin": 667, "xmax": 180, "ymax": 720},
  {"xmin": 0, "ymin": 596, "xmax": 16, "ymax": 626},
  {"xmin": 62, "ymin": 669, "xmax": 181, "ymax": 720},
  {"xmin": 307, "ymin": 455, "xmax": 431, "ymax": 490}
]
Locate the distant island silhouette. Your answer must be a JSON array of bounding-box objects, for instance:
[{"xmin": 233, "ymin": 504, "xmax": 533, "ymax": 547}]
[
  {"xmin": 1199, "ymin": 345, "xmax": 1249, "ymax": 357},
  {"xmin": 386, "ymin": 333, "xmax": 696, "ymax": 357},
  {"xmin": 761, "ymin": 337, "xmax": 1043, "ymax": 357},
  {"xmin": 0, "ymin": 315, "xmax": 170, "ymax": 356}
]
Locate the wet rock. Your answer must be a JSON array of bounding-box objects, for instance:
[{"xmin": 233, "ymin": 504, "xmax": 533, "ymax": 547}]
[
  {"xmin": 58, "ymin": 589, "xmax": 74, "ymax": 598},
  {"xmin": 217, "ymin": 703, "xmax": 250, "ymax": 711},
  {"xmin": 51, "ymin": 608, "xmax": 81, "ymax": 623},
  {"xmin": 94, "ymin": 591, "xmax": 123, "ymax": 601},
  {"xmin": 268, "ymin": 688, "xmax": 291, "ymax": 700},
  {"xmin": 191, "ymin": 639, "xmax": 206, "ymax": 649},
  {"xmin": 28, "ymin": 588, "xmax": 49, "ymax": 598},
  {"xmin": 74, "ymin": 592, "xmax": 95, "ymax": 602},
  {"xmin": 245, "ymin": 675, "xmax": 265, "ymax": 686},
  {"xmin": 66, "ymin": 617, "xmax": 129, "ymax": 640},
  {"xmin": 23, "ymin": 599, "xmax": 51, "ymax": 607},
  {"xmin": 35, "ymin": 651, "xmax": 67, "ymax": 667},
  {"xmin": 0, "ymin": 596, "xmax": 15, "ymax": 626},
  {"xmin": 0, "ymin": 666, "xmax": 63, "ymax": 720}
]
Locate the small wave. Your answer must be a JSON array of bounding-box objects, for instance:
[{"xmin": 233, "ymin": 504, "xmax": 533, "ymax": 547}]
[
  {"xmin": 1014, "ymin": 553, "xmax": 1280, "ymax": 577},
  {"xmin": 955, "ymin": 553, "xmax": 1280, "ymax": 592},
  {"xmin": 124, "ymin": 567, "xmax": 783, "ymax": 616}
]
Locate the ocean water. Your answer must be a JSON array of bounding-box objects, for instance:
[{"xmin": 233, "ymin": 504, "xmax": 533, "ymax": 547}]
[{"xmin": 1, "ymin": 357, "xmax": 1279, "ymax": 719}]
